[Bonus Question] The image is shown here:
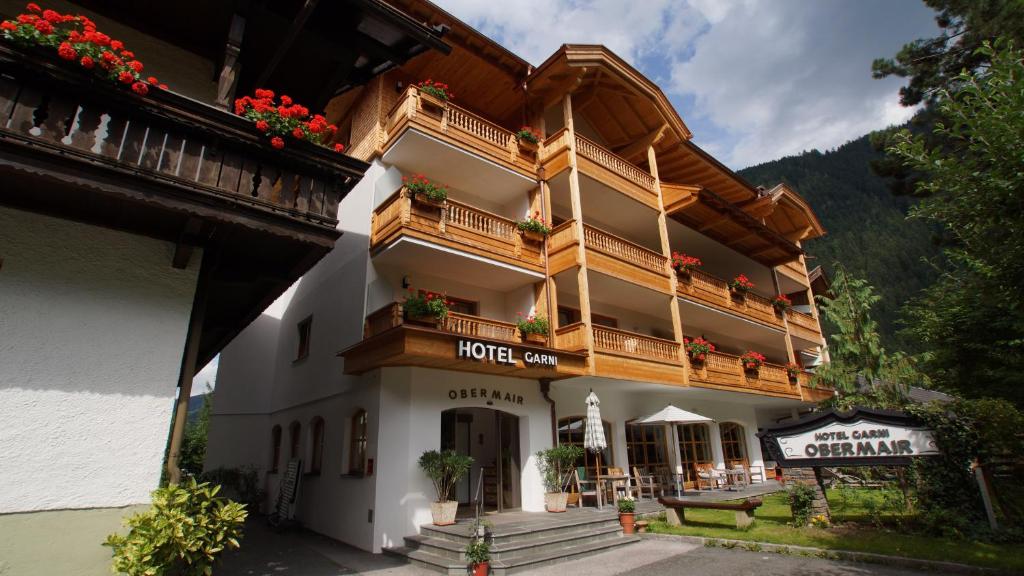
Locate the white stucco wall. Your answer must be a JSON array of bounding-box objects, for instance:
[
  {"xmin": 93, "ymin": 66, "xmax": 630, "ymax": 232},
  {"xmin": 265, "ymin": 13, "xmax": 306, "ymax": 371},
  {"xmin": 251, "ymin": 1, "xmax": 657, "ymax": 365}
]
[{"xmin": 0, "ymin": 206, "xmax": 199, "ymax": 512}]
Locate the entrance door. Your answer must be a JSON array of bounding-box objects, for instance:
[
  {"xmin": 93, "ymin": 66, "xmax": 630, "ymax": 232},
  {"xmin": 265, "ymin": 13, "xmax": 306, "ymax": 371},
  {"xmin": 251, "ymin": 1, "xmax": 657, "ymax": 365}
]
[
  {"xmin": 497, "ymin": 411, "xmax": 521, "ymax": 511},
  {"xmin": 440, "ymin": 408, "xmax": 520, "ymax": 512}
]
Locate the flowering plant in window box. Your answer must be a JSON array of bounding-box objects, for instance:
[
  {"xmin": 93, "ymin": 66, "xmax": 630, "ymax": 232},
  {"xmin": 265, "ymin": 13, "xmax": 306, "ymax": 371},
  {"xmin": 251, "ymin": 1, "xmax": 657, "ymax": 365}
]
[
  {"xmin": 671, "ymin": 251, "xmax": 702, "ymax": 278},
  {"xmin": 771, "ymin": 293, "xmax": 792, "ymax": 313},
  {"xmin": 234, "ymin": 89, "xmax": 343, "ymax": 152},
  {"xmin": 516, "ymin": 312, "xmax": 549, "ymax": 343},
  {"xmin": 517, "ymin": 211, "xmax": 551, "ymax": 241},
  {"xmin": 1, "ymin": 3, "xmax": 165, "ymax": 96},
  {"xmin": 416, "ymin": 79, "xmax": 452, "ymax": 112},
  {"xmin": 785, "ymin": 362, "xmax": 801, "ymax": 381},
  {"xmin": 403, "ymin": 289, "xmax": 450, "ymax": 325},
  {"xmin": 515, "ymin": 126, "xmax": 542, "ymax": 153},
  {"xmin": 728, "ymin": 274, "xmax": 754, "ymax": 297},
  {"xmin": 683, "ymin": 337, "xmax": 715, "ymax": 366},
  {"xmin": 740, "ymin": 350, "xmax": 766, "ymax": 373},
  {"xmin": 403, "ymin": 174, "xmax": 448, "ymax": 206}
]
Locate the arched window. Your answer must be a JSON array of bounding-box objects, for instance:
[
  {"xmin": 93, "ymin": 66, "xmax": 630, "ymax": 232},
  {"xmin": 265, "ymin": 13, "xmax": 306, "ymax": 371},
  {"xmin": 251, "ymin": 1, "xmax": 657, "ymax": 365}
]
[
  {"xmin": 349, "ymin": 409, "xmax": 367, "ymax": 475},
  {"xmin": 720, "ymin": 422, "xmax": 748, "ymax": 468},
  {"xmin": 677, "ymin": 423, "xmax": 712, "ymax": 486},
  {"xmin": 310, "ymin": 417, "xmax": 325, "ymax": 474},
  {"xmin": 626, "ymin": 423, "xmax": 668, "ymax": 474},
  {"xmin": 557, "ymin": 416, "xmax": 613, "ymax": 479},
  {"xmin": 288, "ymin": 421, "xmax": 301, "ymax": 460},
  {"xmin": 270, "ymin": 425, "xmax": 282, "ymax": 472}
]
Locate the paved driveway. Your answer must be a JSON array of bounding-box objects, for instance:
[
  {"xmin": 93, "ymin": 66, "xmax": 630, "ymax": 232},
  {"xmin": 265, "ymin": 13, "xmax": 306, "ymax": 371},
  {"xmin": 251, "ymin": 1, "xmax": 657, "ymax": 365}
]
[{"xmin": 217, "ymin": 521, "xmax": 945, "ymax": 576}]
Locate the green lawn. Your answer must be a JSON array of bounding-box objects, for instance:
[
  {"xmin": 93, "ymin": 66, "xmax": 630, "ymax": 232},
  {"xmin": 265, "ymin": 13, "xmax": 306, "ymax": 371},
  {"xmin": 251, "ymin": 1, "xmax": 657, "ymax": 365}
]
[{"xmin": 647, "ymin": 488, "xmax": 1023, "ymax": 571}]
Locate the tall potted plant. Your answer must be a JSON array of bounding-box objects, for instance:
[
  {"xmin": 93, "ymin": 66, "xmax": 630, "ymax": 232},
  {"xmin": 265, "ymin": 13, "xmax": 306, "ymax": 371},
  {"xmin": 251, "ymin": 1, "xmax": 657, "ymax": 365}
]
[
  {"xmin": 617, "ymin": 496, "xmax": 636, "ymax": 534},
  {"xmin": 535, "ymin": 444, "xmax": 584, "ymax": 513},
  {"xmin": 418, "ymin": 449, "xmax": 473, "ymax": 526}
]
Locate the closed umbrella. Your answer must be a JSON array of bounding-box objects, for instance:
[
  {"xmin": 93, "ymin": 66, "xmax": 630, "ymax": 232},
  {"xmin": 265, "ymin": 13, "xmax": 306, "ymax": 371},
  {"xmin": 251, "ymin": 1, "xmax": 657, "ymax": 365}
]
[
  {"xmin": 633, "ymin": 405, "xmax": 713, "ymax": 495},
  {"xmin": 583, "ymin": 391, "xmax": 607, "ymax": 477}
]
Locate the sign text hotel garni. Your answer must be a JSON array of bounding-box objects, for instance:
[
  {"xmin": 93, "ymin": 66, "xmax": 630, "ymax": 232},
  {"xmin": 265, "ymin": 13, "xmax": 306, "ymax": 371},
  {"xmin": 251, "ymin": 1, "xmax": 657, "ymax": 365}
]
[
  {"xmin": 455, "ymin": 339, "xmax": 558, "ymax": 368},
  {"xmin": 758, "ymin": 408, "xmax": 940, "ymax": 467}
]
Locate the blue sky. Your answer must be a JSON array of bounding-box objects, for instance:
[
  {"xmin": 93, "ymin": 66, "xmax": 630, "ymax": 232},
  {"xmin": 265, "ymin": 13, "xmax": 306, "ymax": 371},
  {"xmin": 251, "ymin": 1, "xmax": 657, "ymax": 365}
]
[{"xmin": 436, "ymin": 0, "xmax": 940, "ymax": 169}]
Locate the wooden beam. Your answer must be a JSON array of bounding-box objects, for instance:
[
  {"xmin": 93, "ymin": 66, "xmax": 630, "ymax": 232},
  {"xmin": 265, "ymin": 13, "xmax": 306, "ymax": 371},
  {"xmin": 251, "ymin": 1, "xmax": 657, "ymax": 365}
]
[
  {"xmin": 214, "ymin": 13, "xmax": 246, "ymax": 109},
  {"xmin": 172, "ymin": 217, "xmax": 203, "ymax": 270},
  {"xmin": 613, "ymin": 123, "xmax": 667, "ymax": 162}
]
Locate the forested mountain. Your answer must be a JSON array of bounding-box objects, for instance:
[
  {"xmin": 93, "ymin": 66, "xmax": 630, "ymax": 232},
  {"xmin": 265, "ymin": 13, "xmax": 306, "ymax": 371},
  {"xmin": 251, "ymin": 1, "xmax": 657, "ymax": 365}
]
[{"xmin": 739, "ymin": 134, "xmax": 938, "ymax": 353}]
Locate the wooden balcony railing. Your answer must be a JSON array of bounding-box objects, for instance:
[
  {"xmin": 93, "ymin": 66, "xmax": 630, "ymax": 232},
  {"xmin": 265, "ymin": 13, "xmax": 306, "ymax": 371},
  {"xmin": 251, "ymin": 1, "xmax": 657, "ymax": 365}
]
[
  {"xmin": 363, "ymin": 302, "xmax": 522, "ymax": 344},
  {"xmin": 777, "ymin": 258, "xmax": 810, "ymax": 286},
  {"xmin": 381, "ymin": 86, "xmax": 535, "ymax": 175},
  {"xmin": 691, "ymin": 351, "xmax": 798, "ymax": 395},
  {"xmin": 785, "ymin": 307, "xmax": 824, "ymax": 342},
  {"xmin": 370, "ymin": 190, "xmax": 544, "ymax": 271},
  {"xmin": 548, "ymin": 220, "xmax": 579, "ymax": 253},
  {"xmin": 584, "ymin": 224, "xmax": 668, "ymax": 274},
  {"xmin": 574, "ymin": 133, "xmax": 656, "ymax": 192},
  {"xmin": 593, "ymin": 326, "xmax": 680, "ymax": 363},
  {"xmin": 677, "ymin": 269, "xmax": 785, "ymax": 328},
  {"xmin": 0, "ymin": 45, "xmax": 356, "ymax": 228},
  {"xmin": 555, "ymin": 322, "xmax": 588, "ymax": 352}
]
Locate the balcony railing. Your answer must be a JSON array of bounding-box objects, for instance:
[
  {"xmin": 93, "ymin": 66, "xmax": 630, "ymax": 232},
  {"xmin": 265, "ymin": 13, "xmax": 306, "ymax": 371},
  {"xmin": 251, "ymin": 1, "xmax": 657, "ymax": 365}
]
[
  {"xmin": 0, "ymin": 45, "xmax": 355, "ymax": 228},
  {"xmin": 777, "ymin": 258, "xmax": 809, "ymax": 285},
  {"xmin": 677, "ymin": 269, "xmax": 785, "ymax": 328},
  {"xmin": 364, "ymin": 302, "xmax": 522, "ymax": 344},
  {"xmin": 574, "ymin": 133, "xmax": 656, "ymax": 192},
  {"xmin": 555, "ymin": 322, "xmax": 588, "ymax": 352},
  {"xmin": 370, "ymin": 189, "xmax": 544, "ymax": 271},
  {"xmin": 690, "ymin": 351, "xmax": 798, "ymax": 395},
  {"xmin": 785, "ymin": 308, "xmax": 824, "ymax": 342},
  {"xmin": 539, "ymin": 128, "xmax": 658, "ymax": 207},
  {"xmin": 381, "ymin": 86, "xmax": 536, "ymax": 175},
  {"xmin": 593, "ymin": 325, "xmax": 680, "ymax": 363},
  {"xmin": 584, "ymin": 224, "xmax": 668, "ymax": 274}
]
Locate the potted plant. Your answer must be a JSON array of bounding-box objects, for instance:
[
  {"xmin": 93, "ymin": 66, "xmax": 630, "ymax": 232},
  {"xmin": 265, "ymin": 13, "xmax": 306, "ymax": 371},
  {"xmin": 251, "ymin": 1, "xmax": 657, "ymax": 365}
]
[
  {"xmin": 418, "ymin": 449, "xmax": 472, "ymax": 526},
  {"xmin": 535, "ymin": 444, "xmax": 584, "ymax": 513},
  {"xmin": 786, "ymin": 362, "xmax": 801, "ymax": 382},
  {"xmin": 403, "ymin": 174, "xmax": 448, "ymax": 207},
  {"xmin": 235, "ymin": 89, "xmax": 343, "ymax": 152},
  {"xmin": 740, "ymin": 350, "xmax": 766, "ymax": 375},
  {"xmin": 416, "ymin": 79, "xmax": 452, "ymax": 112},
  {"xmin": 670, "ymin": 251, "xmax": 702, "ymax": 279},
  {"xmin": 771, "ymin": 293, "xmax": 792, "ymax": 314},
  {"xmin": 515, "ymin": 126, "xmax": 542, "ymax": 154},
  {"xmin": 465, "ymin": 535, "xmax": 490, "ymax": 576},
  {"xmin": 617, "ymin": 496, "xmax": 636, "ymax": 534},
  {"xmin": 683, "ymin": 336, "xmax": 715, "ymax": 367},
  {"xmin": 517, "ymin": 211, "xmax": 551, "ymax": 242},
  {"xmin": 516, "ymin": 312, "xmax": 549, "ymax": 344},
  {"xmin": 728, "ymin": 274, "xmax": 754, "ymax": 299},
  {"xmin": 403, "ymin": 289, "xmax": 450, "ymax": 327}
]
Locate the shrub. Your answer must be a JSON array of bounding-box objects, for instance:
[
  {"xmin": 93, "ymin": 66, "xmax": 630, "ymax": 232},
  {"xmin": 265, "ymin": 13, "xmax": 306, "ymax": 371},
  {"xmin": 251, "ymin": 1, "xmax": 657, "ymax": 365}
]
[
  {"xmin": 536, "ymin": 444, "xmax": 584, "ymax": 494},
  {"xmin": 104, "ymin": 478, "xmax": 247, "ymax": 576},
  {"xmin": 418, "ymin": 449, "xmax": 473, "ymax": 503},
  {"xmin": 200, "ymin": 466, "xmax": 264, "ymax": 508},
  {"xmin": 788, "ymin": 482, "xmax": 817, "ymax": 526}
]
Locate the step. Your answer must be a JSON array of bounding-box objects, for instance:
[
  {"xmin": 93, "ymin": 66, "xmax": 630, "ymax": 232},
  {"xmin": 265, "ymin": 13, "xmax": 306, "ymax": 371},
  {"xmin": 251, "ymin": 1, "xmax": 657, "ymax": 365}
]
[
  {"xmin": 382, "ymin": 546, "xmax": 465, "ymax": 576},
  {"xmin": 491, "ymin": 534, "xmax": 641, "ymax": 575},
  {"xmin": 421, "ymin": 515, "xmax": 622, "ymax": 545},
  {"xmin": 403, "ymin": 523, "xmax": 625, "ymax": 563}
]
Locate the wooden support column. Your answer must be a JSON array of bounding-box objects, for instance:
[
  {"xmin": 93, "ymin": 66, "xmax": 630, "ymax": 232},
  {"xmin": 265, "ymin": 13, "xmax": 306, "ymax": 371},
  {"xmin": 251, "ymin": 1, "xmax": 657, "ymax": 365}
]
[
  {"xmin": 166, "ymin": 250, "xmax": 213, "ymax": 484},
  {"xmin": 772, "ymin": 267, "xmax": 798, "ymax": 365},
  {"xmin": 214, "ymin": 14, "xmax": 246, "ymax": 110},
  {"xmin": 650, "ymin": 145, "xmax": 689, "ymax": 384},
  {"xmin": 563, "ymin": 93, "xmax": 595, "ymax": 366}
]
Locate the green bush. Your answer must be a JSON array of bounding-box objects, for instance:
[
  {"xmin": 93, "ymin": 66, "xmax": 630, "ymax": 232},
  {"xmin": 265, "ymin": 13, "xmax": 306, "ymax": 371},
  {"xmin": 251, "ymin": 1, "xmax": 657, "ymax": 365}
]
[
  {"xmin": 200, "ymin": 466, "xmax": 264, "ymax": 509},
  {"xmin": 418, "ymin": 449, "xmax": 473, "ymax": 503},
  {"xmin": 788, "ymin": 483, "xmax": 817, "ymax": 526},
  {"xmin": 104, "ymin": 478, "xmax": 247, "ymax": 576},
  {"xmin": 536, "ymin": 444, "xmax": 584, "ymax": 493}
]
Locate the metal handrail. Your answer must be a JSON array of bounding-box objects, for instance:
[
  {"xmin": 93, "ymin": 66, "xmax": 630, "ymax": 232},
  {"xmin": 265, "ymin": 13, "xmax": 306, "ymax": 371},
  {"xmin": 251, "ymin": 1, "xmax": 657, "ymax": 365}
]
[{"xmin": 474, "ymin": 468, "xmax": 485, "ymax": 524}]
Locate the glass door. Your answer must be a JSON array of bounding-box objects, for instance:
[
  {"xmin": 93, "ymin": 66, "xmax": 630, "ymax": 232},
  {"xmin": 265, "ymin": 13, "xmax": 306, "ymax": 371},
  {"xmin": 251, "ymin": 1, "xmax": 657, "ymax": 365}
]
[{"xmin": 496, "ymin": 411, "xmax": 521, "ymax": 511}]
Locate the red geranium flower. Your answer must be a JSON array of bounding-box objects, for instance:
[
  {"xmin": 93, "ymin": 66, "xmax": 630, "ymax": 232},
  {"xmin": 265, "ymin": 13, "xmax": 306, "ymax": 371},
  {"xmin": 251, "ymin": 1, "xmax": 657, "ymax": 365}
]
[
  {"xmin": 117, "ymin": 71, "xmax": 133, "ymax": 84},
  {"xmin": 255, "ymin": 120, "xmax": 270, "ymax": 132},
  {"xmin": 270, "ymin": 137, "xmax": 284, "ymax": 149},
  {"xmin": 26, "ymin": 3, "xmax": 41, "ymax": 12},
  {"xmin": 333, "ymin": 143, "xmax": 345, "ymax": 153},
  {"xmin": 79, "ymin": 56, "xmax": 94, "ymax": 69},
  {"xmin": 131, "ymin": 82, "xmax": 148, "ymax": 96},
  {"xmin": 57, "ymin": 42, "xmax": 76, "ymax": 61},
  {"xmin": 292, "ymin": 127, "xmax": 305, "ymax": 140}
]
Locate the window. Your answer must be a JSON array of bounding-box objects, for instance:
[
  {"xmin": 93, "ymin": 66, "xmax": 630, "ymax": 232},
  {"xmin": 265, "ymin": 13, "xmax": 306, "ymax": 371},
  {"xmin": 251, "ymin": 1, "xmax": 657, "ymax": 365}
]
[
  {"xmin": 626, "ymin": 423, "xmax": 668, "ymax": 473},
  {"xmin": 720, "ymin": 422, "xmax": 748, "ymax": 468},
  {"xmin": 557, "ymin": 416, "xmax": 613, "ymax": 479},
  {"xmin": 310, "ymin": 417, "xmax": 325, "ymax": 474},
  {"xmin": 296, "ymin": 316, "xmax": 312, "ymax": 361},
  {"xmin": 677, "ymin": 423, "xmax": 712, "ymax": 486},
  {"xmin": 349, "ymin": 409, "xmax": 368, "ymax": 475},
  {"xmin": 445, "ymin": 296, "xmax": 478, "ymax": 316},
  {"xmin": 289, "ymin": 421, "xmax": 301, "ymax": 460},
  {"xmin": 270, "ymin": 425, "xmax": 282, "ymax": 473}
]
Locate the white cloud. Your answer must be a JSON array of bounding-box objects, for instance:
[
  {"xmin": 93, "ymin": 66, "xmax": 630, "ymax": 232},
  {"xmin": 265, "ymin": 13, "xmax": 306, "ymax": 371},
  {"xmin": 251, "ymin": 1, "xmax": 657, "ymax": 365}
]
[{"xmin": 192, "ymin": 355, "xmax": 217, "ymax": 395}]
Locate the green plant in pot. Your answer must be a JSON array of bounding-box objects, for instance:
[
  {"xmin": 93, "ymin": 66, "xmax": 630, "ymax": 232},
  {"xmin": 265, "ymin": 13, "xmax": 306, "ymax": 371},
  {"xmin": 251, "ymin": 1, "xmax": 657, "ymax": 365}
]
[
  {"xmin": 617, "ymin": 495, "xmax": 636, "ymax": 534},
  {"xmin": 535, "ymin": 444, "xmax": 584, "ymax": 512},
  {"xmin": 418, "ymin": 449, "xmax": 473, "ymax": 525},
  {"xmin": 465, "ymin": 529, "xmax": 491, "ymax": 576}
]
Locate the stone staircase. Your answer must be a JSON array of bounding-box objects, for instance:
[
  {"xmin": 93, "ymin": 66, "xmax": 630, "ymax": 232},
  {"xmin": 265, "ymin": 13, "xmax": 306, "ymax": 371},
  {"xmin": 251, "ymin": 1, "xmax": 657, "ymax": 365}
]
[{"xmin": 384, "ymin": 513, "xmax": 641, "ymax": 575}]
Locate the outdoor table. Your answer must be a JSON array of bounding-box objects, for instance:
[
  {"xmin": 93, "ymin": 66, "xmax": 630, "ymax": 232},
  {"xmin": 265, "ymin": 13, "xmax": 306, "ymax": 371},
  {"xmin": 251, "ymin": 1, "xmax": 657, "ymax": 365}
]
[
  {"xmin": 722, "ymin": 468, "xmax": 749, "ymax": 490},
  {"xmin": 596, "ymin": 474, "xmax": 632, "ymax": 509}
]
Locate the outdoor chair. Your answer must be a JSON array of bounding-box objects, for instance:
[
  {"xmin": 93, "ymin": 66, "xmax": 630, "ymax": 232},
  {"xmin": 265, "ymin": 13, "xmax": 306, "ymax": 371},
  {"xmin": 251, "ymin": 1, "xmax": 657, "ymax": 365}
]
[
  {"xmin": 633, "ymin": 466, "xmax": 661, "ymax": 500},
  {"xmin": 695, "ymin": 463, "xmax": 724, "ymax": 490},
  {"xmin": 606, "ymin": 466, "xmax": 637, "ymax": 500},
  {"xmin": 742, "ymin": 462, "xmax": 765, "ymax": 483},
  {"xmin": 572, "ymin": 467, "xmax": 599, "ymax": 507}
]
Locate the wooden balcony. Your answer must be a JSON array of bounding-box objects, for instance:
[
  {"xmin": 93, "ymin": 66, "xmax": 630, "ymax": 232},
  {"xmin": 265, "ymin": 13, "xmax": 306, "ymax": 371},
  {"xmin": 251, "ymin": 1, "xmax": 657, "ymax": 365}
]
[
  {"xmin": 785, "ymin": 308, "xmax": 825, "ymax": 345},
  {"xmin": 584, "ymin": 224, "xmax": 671, "ymax": 293},
  {"xmin": 590, "ymin": 325, "xmax": 686, "ymax": 386},
  {"xmin": 676, "ymin": 269, "xmax": 785, "ymax": 329},
  {"xmin": 554, "ymin": 322, "xmax": 588, "ymax": 352},
  {"xmin": 0, "ymin": 45, "xmax": 362, "ymax": 233},
  {"xmin": 540, "ymin": 129, "xmax": 659, "ymax": 209},
  {"xmin": 381, "ymin": 86, "xmax": 536, "ymax": 177},
  {"xmin": 798, "ymin": 372, "xmax": 835, "ymax": 402},
  {"xmin": 343, "ymin": 303, "xmax": 588, "ymax": 378},
  {"xmin": 689, "ymin": 351, "xmax": 800, "ymax": 398},
  {"xmin": 370, "ymin": 189, "xmax": 544, "ymax": 272},
  {"xmin": 777, "ymin": 258, "xmax": 810, "ymax": 286}
]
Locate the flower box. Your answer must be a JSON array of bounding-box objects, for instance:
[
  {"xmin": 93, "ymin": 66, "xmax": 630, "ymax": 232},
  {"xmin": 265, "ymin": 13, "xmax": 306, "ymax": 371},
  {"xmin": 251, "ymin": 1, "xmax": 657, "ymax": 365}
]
[
  {"xmin": 405, "ymin": 313, "xmax": 439, "ymax": 328},
  {"xmin": 521, "ymin": 229, "xmax": 545, "ymax": 243},
  {"xmin": 413, "ymin": 191, "xmax": 445, "ymax": 208},
  {"xmin": 418, "ymin": 90, "xmax": 446, "ymax": 114},
  {"xmin": 517, "ymin": 139, "xmax": 538, "ymax": 155},
  {"xmin": 522, "ymin": 332, "xmax": 546, "ymax": 344}
]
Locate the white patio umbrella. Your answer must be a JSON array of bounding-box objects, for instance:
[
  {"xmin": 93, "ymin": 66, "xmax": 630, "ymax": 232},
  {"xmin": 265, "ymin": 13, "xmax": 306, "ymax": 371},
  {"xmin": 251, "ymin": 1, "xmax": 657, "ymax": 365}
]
[
  {"xmin": 633, "ymin": 405, "xmax": 713, "ymax": 495},
  {"xmin": 583, "ymin": 391, "xmax": 607, "ymax": 477}
]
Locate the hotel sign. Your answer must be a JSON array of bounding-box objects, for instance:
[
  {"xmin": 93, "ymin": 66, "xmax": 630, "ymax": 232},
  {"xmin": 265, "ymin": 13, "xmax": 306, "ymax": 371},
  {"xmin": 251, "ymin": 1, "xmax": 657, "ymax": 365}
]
[
  {"xmin": 758, "ymin": 408, "xmax": 939, "ymax": 467},
  {"xmin": 456, "ymin": 339, "xmax": 557, "ymax": 368}
]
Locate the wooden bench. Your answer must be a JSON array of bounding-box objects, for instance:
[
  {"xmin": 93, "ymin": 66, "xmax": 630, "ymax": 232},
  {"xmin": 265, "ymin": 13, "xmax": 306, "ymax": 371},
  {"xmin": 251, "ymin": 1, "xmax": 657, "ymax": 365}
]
[{"xmin": 658, "ymin": 497, "xmax": 763, "ymax": 528}]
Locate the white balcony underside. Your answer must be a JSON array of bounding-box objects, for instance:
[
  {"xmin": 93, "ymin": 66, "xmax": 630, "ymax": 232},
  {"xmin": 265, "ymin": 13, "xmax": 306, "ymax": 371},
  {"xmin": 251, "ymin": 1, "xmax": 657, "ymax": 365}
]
[
  {"xmin": 372, "ymin": 236, "xmax": 543, "ymax": 291},
  {"xmin": 554, "ymin": 376, "xmax": 811, "ymax": 407}
]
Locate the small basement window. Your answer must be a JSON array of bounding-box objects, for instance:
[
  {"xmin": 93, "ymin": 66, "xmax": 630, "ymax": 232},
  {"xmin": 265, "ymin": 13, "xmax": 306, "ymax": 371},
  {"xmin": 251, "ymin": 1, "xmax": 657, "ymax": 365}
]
[{"xmin": 296, "ymin": 316, "xmax": 312, "ymax": 361}]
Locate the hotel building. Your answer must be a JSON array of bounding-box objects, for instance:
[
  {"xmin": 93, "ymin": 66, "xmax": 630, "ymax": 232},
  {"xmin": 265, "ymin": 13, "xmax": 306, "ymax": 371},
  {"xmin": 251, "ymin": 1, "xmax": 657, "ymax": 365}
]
[{"xmin": 205, "ymin": 0, "xmax": 832, "ymax": 558}]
